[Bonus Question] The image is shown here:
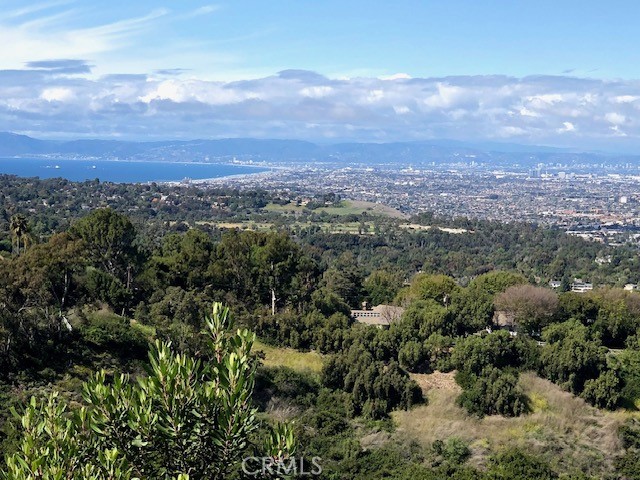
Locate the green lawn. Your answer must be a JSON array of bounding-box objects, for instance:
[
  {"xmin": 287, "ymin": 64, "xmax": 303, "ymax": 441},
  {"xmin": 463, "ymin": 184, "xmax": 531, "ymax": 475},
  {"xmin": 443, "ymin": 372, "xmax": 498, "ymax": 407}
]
[{"xmin": 254, "ymin": 339, "xmax": 323, "ymax": 374}]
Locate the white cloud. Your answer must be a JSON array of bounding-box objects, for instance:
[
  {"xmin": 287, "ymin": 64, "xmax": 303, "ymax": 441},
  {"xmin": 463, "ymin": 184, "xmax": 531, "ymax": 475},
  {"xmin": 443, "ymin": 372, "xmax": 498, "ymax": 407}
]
[
  {"xmin": 140, "ymin": 80, "xmax": 185, "ymax": 103},
  {"xmin": 519, "ymin": 107, "xmax": 539, "ymax": 117},
  {"xmin": 300, "ymin": 86, "xmax": 334, "ymax": 98},
  {"xmin": 610, "ymin": 125, "xmax": 627, "ymax": 137},
  {"xmin": 380, "ymin": 73, "xmax": 412, "ymax": 80},
  {"xmin": 423, "ymin": 83, "xmax": 465, "ymax": 108},
  {"xmin": 558, "ymin": 121, "xmax": 576, "ymax": 133},
  {"xmin": 605, "ymin": 112, "xmax": 626, "ymax": 125},
  {"xmin": 5, "ymin": 65, "xmax": 640, "ymax": 147},
  {"xmin": 40, "ymin": 87, "xmax": 74, "ymax": 102},
  {"xmin": 393, "ymin": 105, "xmax": 411, "ymax": 114},
  {"xmin": 181, "ymin": 5, "xmax": 220, "ymax": 19},
  {"xmin": 526, "ymin": 93, "xmax": 564, "ymax": 109},
  {"xmin": 613, "ymin": 95, "xmax": 639, "ymax": 104},
  {"xmin": 366, "ymin": 89, "xmax": 384, "ymax": 103},
  {"xmin": 0, "ymin": 6, "xmax": 170, "ymax": 73},
  {"xmin": 498, "ymin": 126, "xmax": 527, "ymax": 137}
]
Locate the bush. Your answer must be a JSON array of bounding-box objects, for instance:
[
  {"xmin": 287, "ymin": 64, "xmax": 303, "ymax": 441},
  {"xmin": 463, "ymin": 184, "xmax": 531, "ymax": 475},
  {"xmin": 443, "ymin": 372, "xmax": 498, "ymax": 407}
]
[
  {"xmin": 322, "ymin": 344, "xmax": 424, "ymax": 417},
  {"xmin": 432, "ymin": 437, "xmax": 471, "ymax": 467},
  {"xmin": 456, "ymin": 367, "xmax": 528, "ymax": 417},
  {"xmin": 451, "ymin": 330, "xmax": 537, "ymax": 375},
  {"xmin": 580, "ymin": 370, "xmax": 621, "ymax": 410},
  {"xmin": 3, "ymin": 303, "xmax": 296, "ymax": 479},
  {"xmin": 486, "ymin": 447, "xmax": 557, "ymax": 479},
  {"xmin": 81, "ymin": 313, "xmax": 148, "ymax": 357},
  {"xmin": 399, "ymin": 340, "xmax": 430, "ymax": 373}
]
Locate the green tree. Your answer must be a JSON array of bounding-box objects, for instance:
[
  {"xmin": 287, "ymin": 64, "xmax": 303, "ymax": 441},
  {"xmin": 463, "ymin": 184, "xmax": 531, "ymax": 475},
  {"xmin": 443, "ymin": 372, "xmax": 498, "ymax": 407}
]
[
  {"xmin": 408, "ymin": 273, "xmax": 459, "ymax": 306},
  {"xmin": 143, "ymin": 229, "xmax": 214, "ymax": 291},
  {"xmin": 71, "ymin": 209, "xmax": 139, "ymax": 288},
  {"xmin": 456, "ymin": 367, "xmax": 528, "ymax": 417},
  {"xmin": 398, "ymin": 340, "xmax": 430, "ymax": 373},
  {"xmin": 321, "ymin": 252, "xmax": 364, "ymax": 309},
  {"xmin": 468, "ymin": 271, "xmax": 527, "ymax": 296},
  {"xmin": 451, "ymin": 330, "xmax": 537, "ymax": 376},
  {"xmin": 364, "ymin": 269, "xmax": 403, "ymax": 305},
  {"xmin": 580, "ymin": 370, "xmax": 622, "ymax": 410},
  {"xmin": 398, "ymin": 299, "xmax": 452, "ymax": 339},
  {"xmin": 11, "ymin": 232, "xmax": 86, "ymax": 312},
  {"xmin": 9, "ymin": 214, "xmax": 29, "ymax": 255},
  {"xmin": 539, "ymin": 320, "xmax": 609, "ymax": 396},
  {"xmin": 450, "ymin": 271, "xmax": 528, "ymax": 333}
]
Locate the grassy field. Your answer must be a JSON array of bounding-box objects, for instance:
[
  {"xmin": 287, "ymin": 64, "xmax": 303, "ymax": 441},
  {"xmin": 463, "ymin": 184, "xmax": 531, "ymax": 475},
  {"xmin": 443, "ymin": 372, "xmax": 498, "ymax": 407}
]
[
  {"xmin": 254, "ymin": 339, "xmax": 323, "ymax": 374},
  {"xmin": 392, "ymin": 371, "xmax": 634, "ymax": 477},
  {"xmin": 264, "ymin": 200, "xmax": 407, "ymax": 218},
  {"xmin": 195, "ymin": 221, "xmax": 275, "ymax": 231},
  {"xmin": 199, "ymin": 219, "xmax": 379, "ymax": 234},
  {"xmin": 399, "ymin": 224, "xmax": 471, "ymax": 234}
]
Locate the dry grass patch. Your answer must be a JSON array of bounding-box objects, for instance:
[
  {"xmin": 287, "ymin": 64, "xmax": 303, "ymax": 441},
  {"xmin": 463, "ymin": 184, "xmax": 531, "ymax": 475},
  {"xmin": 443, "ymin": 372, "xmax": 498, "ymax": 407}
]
[{"xmin": 392, "ymin": 371, "xmax": 629, "ymax": 477}]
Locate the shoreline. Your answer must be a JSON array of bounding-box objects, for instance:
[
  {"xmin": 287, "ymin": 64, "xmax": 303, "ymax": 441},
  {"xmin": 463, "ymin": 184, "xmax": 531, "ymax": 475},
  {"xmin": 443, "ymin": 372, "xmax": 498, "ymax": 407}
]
[
  {"xmin": 185, "ymin": 168, "xmax": 285, "ymax": 185},
  {"xmin": 0, "ymin": 156, "xmax": 273, "ymax": 170},
  {"xmin": 0, "ymin": 157, "xmax": 283, "ymax": 184}
]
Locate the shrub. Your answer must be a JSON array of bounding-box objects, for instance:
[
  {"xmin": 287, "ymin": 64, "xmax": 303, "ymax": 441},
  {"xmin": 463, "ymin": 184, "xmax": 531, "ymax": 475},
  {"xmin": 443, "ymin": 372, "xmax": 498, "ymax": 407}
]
[
  {"xmin": 486, "ymin": 447, "xmax": 557, "ymax": 479},
  {"xmin": 580, "ymin": 370, "xmax": 622, "ymax": 410},
  {"xmin": 456, "ymin": 367, "xmax": 528, "ymax": 417}
]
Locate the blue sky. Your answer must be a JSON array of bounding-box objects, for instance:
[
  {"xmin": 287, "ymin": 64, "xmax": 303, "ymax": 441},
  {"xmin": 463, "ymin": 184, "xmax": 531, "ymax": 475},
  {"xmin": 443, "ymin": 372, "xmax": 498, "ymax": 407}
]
[{"xmin": 2, "ymin": 0, "xmax": 640, "ymax": 149}]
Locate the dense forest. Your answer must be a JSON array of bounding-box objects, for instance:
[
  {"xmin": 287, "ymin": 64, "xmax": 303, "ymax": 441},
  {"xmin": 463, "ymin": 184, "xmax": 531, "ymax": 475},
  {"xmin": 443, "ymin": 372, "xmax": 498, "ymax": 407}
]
[{"xmin": 2, "ymin": 174, "xmax": 640, "ymax": 478}]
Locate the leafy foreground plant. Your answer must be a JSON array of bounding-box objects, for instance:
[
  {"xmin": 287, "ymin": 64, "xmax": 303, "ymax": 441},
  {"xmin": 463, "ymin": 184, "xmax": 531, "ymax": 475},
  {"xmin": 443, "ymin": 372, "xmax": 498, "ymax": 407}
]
[{"xmin": 2, "ymin": 303, "xmax": 295, "ymax": 480}]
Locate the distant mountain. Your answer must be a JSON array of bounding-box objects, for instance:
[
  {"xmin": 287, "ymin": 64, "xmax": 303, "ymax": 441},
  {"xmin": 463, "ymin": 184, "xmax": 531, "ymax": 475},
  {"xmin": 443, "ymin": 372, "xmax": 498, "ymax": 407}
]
[
  {"xmin": 0, "ymin": 132, "xmax": 635, "ymax": 167},
  {"xmin": 0, "ymin": 132, "xmax": 52, "ymax": 156}
]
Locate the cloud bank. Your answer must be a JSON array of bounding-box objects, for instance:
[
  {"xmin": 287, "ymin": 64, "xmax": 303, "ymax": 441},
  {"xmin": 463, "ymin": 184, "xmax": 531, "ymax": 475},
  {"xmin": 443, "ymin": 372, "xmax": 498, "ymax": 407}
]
[{"xmin": 3, "ymin": 62, "xmax": 640, "ymax": 150}]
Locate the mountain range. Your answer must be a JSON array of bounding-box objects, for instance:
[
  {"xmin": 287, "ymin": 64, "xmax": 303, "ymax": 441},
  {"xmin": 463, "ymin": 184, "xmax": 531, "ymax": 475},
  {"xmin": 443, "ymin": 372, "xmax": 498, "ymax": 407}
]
[{"xmin": 0, "ymin": 132, "xmax": 636, "ymax": 167}]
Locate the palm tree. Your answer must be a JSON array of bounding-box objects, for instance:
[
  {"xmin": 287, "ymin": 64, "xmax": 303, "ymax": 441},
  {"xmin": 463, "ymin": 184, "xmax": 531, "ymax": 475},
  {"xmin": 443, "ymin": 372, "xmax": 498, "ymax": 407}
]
[{"xmin": 9, "ymin": 214, "xmax": 28, "ymax": 255}]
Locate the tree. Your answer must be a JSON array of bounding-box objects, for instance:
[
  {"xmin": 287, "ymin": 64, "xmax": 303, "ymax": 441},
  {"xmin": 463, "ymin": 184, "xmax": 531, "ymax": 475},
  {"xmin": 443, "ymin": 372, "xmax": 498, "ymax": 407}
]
[
  {"xmin": 493, "ymin": 284, "xmax": 559, "ymax": 335},
  {"xmin": 144, "ymin": 229, "xmax": 215, "ymax": 291},
  {"xmin": 590, "ymin": 288, "xmax": 640, "ymax": 348},
  {"xmin": 398, "ymin": 340, "xmax": 430, "ymax": 373},
  {"xmin": 580, "ymin": 370, "xmax": 622, "ymax": 410},
  {"xmin": 364, "ymin": 269, "xmax": 403, "ymax": 305},
  {"xmin": 320, "ymin": 252, "xmax": 364, "ymax": 308},
  {"xmin": 398, "ymin": 300, "xmax": 452, "ymax": 339},
  {"xmin": 449, "ymin": 271, "xmax": 528, "ymax": 333},
  {"xmin": 468, "ymin": 271, "xmax": 527, "ymax": 296},
  {"xmin": 456, "ymin": 367, "xmax": 528, "ymax": 417},
  {"xmin": 408, "ymin": 273, "xmax": 459, "ymax": 306},
  {"xmin": 71, "ymin": 209, "xmax": 139, "ymax": 287},
  {"xmin": 486, "ymin": 447, "xmax": 557, "ymax": 479},
  {"xmin": 539, "ymin": 320, "xmax": 609, "ymax": 396},
  {"xmin": 451, "ymin": 330, "xmax": 537, "ymax": 376},
  {"xmin": 11, "ymin": 232, "xmax": 86, "ymax": 312},
  {"xmin": 9, "ymin": 214, "xmax": 29, "ymax": 255},
  {"xmin": 3, "ymin": 303, "xmax": 296, "ymax": 479}
]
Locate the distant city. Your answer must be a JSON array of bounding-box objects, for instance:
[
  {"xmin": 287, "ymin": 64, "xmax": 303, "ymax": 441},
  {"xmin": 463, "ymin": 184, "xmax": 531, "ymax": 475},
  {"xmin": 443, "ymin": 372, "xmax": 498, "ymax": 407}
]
[
  {"xmin": 4, "ymin": 131, "xmax": 640, "ymax": 247},
  {"xmin": 203, "ymin": 161, "xmax": 640, "ymax": 248}
]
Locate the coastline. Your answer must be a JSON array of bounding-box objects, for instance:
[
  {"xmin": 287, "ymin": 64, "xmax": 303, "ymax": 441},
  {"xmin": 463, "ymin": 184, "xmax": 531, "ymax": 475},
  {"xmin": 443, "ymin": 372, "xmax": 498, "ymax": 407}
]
[
  {"xmin": 188, "ymin": 168, "xmax": 286, "ymax": 185},
  {"xmin": 0, "ymin": 156, "xmax": 278, "ymax": 184},
  {"xmin": 1, "ymin": 155, "xmax": 272, "ymax": 169}
]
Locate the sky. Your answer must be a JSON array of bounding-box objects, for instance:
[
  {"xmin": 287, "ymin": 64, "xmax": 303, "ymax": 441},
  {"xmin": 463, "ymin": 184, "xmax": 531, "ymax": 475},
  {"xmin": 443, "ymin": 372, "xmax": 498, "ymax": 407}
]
[{"xmin": 3, "ymin": 0, "xmax": 640, "ymax": 150}]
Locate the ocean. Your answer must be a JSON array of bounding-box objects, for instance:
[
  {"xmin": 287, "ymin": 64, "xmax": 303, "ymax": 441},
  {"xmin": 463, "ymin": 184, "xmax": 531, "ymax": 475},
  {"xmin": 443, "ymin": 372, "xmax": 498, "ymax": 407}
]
[{"xmin": 0, "ymin": 158, "xmax": 267, "ymax": 183}]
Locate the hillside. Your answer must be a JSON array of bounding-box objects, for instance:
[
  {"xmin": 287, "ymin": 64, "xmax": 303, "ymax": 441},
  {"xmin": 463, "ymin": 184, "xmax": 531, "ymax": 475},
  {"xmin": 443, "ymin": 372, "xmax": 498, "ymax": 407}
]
[{"xmin": 393, "ymin": 371, "xmax": 631, "ymax": 477}]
